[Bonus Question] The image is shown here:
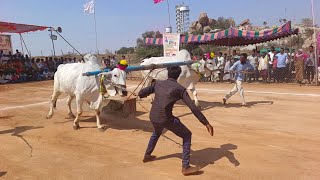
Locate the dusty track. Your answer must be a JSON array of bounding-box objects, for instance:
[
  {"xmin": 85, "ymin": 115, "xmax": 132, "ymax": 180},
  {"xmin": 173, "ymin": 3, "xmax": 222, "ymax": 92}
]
[{"xmin": 0, "ymin": 80, "xmax": 320, "ymax": 179}]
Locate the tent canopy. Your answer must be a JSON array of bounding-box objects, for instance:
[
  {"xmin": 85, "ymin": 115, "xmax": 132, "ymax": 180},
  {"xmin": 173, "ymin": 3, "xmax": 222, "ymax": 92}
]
[
  {"xmin": 144, "ymin": 21, "xmax": 298, "ymax": 47},
  {"xmin": 0, "ymin": 21, "xmax": 48, "ymax": 34}
]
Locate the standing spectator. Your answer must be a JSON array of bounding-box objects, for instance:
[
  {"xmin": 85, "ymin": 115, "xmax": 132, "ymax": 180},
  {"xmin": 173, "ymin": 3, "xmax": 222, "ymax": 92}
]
[
  {"xmin": 104, "ymin": 56, "xmax": 111, "ymax": 68},
  {"xmin": 216, "ymin": 52, "xmax": 225, "ymax": 82},
  {"xmin": 7, "ymin": 51, "xmax": 13, "ymax": 60},
  {"xmin": 232, "ymin": 50, "xmax": 240, "ymax": 63},
  {"xmin": 14, "ymin": 49, "xmax": 22, "ymax": 57},
  {"xmin": 258, "ymin": 52, "xmax": 268, "ymax": 82},
  {"xmin": 223, "ymin": 56, "xmax": 232, "ymax": 82},
  {"xmin": 268, "ymin": 47, "xmax": 275, "ymax": 80},
  {"xmin": 275, "ymin": 48, "xmax": 288, "ymax": 83},
  {"xmin": 247, "ymin": 49, "xmax": 259, "ymax": 82},
  {"xmin": 271, "ymin": 49, "xmax": 278, "ymax": 82},
  {"xmin": 284, "ymin": 48, "xmax": 293, "ymax": 82},
  {"xmin": 294, "ymin": 49, "xmax": 306, "ymax": 84},
  {"xmin": 305, "ymin": 45, "xmax": 315, "ymax": 84},
  {"xmin": 110, "ymin": 56, "xmax": 116, "ymax": 68}
]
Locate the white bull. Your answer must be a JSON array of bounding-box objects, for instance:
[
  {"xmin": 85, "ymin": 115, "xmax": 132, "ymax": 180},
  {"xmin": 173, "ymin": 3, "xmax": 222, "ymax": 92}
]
[
  {"xmin": 140, "ymin": 49, "xmax": 212, "ymax": 107},
  {"xmin": 46, "ymin": 54, "xmax": 127, "ymax": 131}
]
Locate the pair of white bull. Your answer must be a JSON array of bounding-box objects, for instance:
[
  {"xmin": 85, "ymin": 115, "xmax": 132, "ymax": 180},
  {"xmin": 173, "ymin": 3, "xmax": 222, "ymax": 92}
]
[{"xmin": 47, "ymin": 50, "xmax": 214, "ymax": 131}]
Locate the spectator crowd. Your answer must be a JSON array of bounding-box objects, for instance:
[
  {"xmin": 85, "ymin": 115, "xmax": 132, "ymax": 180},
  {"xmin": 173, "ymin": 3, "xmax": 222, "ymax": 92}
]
[
  {"xmin": 194, "ymin": 45, "xmax": 319, "ymax": 85},
  {"xmin": 0, "ymin": 49, "xmax": 83, "ymax": 84},
  {"xmin": 0, "ymin": 47, "xmax": 318, "ymax": 85}
]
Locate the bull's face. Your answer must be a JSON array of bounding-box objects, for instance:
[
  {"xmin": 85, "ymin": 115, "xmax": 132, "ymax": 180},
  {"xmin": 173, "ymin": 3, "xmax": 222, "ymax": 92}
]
[
  {"xmin": 84, "ymin": 54, "xmax": 103, "ymax": 67},
  {"xmin": 111, "ymin": 68, "xmax": 127, "ymax": 96}
]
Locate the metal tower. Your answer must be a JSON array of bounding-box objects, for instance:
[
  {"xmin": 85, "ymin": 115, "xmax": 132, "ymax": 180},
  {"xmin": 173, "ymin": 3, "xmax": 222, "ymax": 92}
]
[{"xmin": 175, "ymin": 4, "xmax": 190, "ymax": 34}]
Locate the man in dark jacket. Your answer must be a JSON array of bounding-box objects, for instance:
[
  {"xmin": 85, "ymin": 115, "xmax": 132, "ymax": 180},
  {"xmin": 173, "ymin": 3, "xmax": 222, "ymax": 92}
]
[{"xmin": 138, "ymin": 66, "xmax": 214, "ymax": 176}]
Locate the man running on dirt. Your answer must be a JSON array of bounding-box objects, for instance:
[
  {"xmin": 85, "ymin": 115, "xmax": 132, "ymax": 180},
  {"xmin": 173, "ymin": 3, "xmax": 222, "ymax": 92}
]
[{"xmin": 138, "ymin": 66, "xmax": 214, "ymax": 176}]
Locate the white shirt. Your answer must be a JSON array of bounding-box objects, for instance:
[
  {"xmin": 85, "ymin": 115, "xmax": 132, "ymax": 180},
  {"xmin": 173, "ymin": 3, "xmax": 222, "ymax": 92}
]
[
  {"xmin": 268, "ymin": 52, "xmax": 274, "ymax": 64},
  {"xmin": 217, "ymin": 57, "xmax": 225, "ymax": 69}
]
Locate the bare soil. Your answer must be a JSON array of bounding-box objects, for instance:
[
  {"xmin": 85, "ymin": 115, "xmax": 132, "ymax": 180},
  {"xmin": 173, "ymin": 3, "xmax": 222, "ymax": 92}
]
[{"xmin": 0, "ymin": 80, "xmax": 320, "ymax": 179}]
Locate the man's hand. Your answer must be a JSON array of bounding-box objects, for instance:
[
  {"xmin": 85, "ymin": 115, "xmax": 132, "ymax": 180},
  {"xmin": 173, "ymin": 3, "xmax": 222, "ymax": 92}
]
[
  {"xmin": 149, "ymin": 64, "xmax": 157, "ymax": 70},
  {"xmin": 206, "ymin": 124, "xmax": 214, "ymax": 136}
]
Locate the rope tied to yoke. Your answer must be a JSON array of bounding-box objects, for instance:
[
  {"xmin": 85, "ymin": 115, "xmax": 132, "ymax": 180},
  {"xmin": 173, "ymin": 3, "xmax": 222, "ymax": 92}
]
[
  {"xmin": 99, "ymin": 74, "xmax": 110, "ymax": 99},
  {"xmin": 126, "ymin": 69, "xmax": 154, "ymax": 100}
]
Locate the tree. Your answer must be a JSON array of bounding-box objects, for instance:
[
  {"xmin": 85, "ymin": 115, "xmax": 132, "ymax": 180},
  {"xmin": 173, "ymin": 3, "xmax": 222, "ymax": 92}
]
[
  {"xmin": 117, "ymin": 47, "xmax": 135, "ymax": 54},
  {"xmin": 301, "ymin": 18, "xmax": 313, "ymax": 27},
  {"xmin": 212, "ymin": 17, "xmax": 235, "ymax": 30},
  {"xmin": 135, "ymin": 31, "xmax": 163, "ymax": 59}
]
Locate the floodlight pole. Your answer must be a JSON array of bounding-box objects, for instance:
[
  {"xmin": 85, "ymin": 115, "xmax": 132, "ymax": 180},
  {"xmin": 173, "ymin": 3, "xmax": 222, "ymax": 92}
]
[
  {"xmin": 50, "ymin": 27, "xmax": 56, "ymax": 57},
  {"xmin": 311, "ymin": 0, "xmax": 318, "ymax": 86}
]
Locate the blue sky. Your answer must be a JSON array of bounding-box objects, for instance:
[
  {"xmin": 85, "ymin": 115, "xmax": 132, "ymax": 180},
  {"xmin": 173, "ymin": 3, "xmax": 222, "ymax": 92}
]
[{"xmin": 1, "ymin": 0, "xmax": 319, "ymax": 56}]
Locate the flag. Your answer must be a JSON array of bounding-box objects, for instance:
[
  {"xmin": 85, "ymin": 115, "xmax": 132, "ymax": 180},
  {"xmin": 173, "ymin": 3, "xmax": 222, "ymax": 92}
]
[
  {"xmin": 154, "ymin": 0, "xmax": 164, "ymax": 4},
  {"xmin": 84, "ymin": 0, "xmax": 95, "ymax": 15}
]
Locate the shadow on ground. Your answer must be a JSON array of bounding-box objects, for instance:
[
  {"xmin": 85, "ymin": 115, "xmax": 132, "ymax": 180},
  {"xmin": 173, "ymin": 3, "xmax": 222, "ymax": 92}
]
[{"xmin": 154, "ymin": 143, "xmax": 240, "ymax": 170}]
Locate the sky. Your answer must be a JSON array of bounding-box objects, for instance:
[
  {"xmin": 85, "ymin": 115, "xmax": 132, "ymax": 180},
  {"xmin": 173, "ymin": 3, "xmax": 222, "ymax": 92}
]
[{"xmin": 1, "ymin": 0, "xmax": 319, "ymax": 56}]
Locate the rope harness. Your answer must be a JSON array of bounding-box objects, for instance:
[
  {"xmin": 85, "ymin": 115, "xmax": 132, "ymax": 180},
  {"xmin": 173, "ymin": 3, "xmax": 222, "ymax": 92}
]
[
  {"xmin": 99, "ymin": 74, "xmax": 110, "ymax": 99},
  {"xmin": 127, "ymin": 70, "xmax": 153, "ymax": 100}
]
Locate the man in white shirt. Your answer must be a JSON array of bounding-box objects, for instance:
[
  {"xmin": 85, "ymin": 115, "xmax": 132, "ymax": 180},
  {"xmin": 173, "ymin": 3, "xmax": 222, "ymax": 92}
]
[
  {"xmin": 247, "ymin": 49, "xmax": 258, "ymax": 82},
  {"xmin": 213, "ymin": 52, "xmax": 225, "ymax": 82}
]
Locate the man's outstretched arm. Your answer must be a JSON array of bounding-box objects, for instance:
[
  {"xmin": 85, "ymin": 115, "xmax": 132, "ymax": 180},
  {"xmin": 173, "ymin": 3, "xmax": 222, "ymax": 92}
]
[
  {"xmin": 181, "ymin": 90, "xmax": 214, "ymax": 136},
  {"xmin": 138, "ymin": 82, "xmax": 155, "ymax": 98}
]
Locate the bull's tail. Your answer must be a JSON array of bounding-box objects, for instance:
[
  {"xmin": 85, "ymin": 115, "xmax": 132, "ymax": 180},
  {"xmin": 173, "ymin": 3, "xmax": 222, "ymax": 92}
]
[{"xmin": 51, "ymin": 95, "xmax": 58, "ymax": 110}]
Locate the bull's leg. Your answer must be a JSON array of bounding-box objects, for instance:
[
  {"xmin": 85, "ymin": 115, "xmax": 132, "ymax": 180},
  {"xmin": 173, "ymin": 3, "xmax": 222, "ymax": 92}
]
[
  {"xmin": 190, "ymin": 88, "xmax": 200, "ymax": 107},
  {"xmin": 95, "ymin": 109, "xmax": 106, "ymax": 132},
  {"xmin": 46, "ymin": 91, "xmax": 62, "ymax": 119},
  {"xmin": 73, "ymin": 96, "xmax": 83, "ymax": 130},
  {"xmin": 66, "ymin": 95, "xmax": 75, "ymax": 119}
]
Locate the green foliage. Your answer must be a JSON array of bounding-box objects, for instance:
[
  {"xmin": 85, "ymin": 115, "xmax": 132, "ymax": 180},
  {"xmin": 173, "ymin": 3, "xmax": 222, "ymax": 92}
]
[
  {"xmin": 117, "ymin": 47, "xmax": 135, "ymax": 54},
  {"xmin": 135, "ymin": 31, "xmax": 163, "ymax": 59},
  {"xmin": 210, "ymin": 17, "xmax": 235, "ymax": 30}
]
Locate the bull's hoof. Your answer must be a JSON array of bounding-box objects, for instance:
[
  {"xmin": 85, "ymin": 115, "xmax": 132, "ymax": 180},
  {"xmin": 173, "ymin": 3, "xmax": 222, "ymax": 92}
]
[
  {"xmin": 46, "ymin": 114, "xmax": 53, "ymax": 119},
  {"xmin": 73, "ymin": 124, "xmax": 80, "ymax": 130},
  {"xmin": 98, "ymin": 126, "xmax": 107, "ymax": 132}
]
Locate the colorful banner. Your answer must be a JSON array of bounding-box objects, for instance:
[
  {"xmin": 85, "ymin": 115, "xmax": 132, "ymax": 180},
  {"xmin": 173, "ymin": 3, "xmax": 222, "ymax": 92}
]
[
  {"xmin": 163, "ymin": 33, "xmax": 180, "ymax": 57},
  {"xmin": 0, "ymin": 34, "xmax": 12, "ymax": 54}
]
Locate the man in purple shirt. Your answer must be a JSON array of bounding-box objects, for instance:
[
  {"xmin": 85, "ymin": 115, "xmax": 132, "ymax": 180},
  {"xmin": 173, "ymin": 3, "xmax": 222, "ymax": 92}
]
[{"xmin": 138, "ymin": 66, "xmax": 214, "ymax": 176}]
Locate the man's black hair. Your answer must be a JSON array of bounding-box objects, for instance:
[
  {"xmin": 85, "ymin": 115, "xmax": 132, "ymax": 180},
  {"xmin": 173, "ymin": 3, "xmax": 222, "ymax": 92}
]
[
  {"xmin": 240, "ymin": 53, "xmax": 247, "ymax": 59},
  {"xmin": 167, "ymin": 66, "xmax": 182, "ymax": 80}
]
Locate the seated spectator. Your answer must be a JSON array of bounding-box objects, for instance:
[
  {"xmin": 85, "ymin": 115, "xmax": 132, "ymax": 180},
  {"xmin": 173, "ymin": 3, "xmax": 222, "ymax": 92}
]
[
  {"xmin": 11, "ymin": 72, "xmax": 19, "ymax": 83},
  {"xmin": 35, "ymin": 58, "xmax": 43, "ymax": 69},
  {"xmin": 19, "ymin": 71, "xmax": 27, "ymax": 82},
  {"xmin": 5, "ymin": 73, "xmax": 13, "ymax": 83},
  {"xmin": 0, "ymin": 71, "xmax": 8, "ymax": 84},
  {"xmin": 42, "ymin": 68, "xmax": 49, "ymax": 80}
]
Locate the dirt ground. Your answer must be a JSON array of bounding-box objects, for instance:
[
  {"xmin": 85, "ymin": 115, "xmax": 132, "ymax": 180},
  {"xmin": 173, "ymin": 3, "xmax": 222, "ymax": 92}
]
[{"xmin": 0, "ymin": 80, "xmax": 320, "ymax": 180}]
